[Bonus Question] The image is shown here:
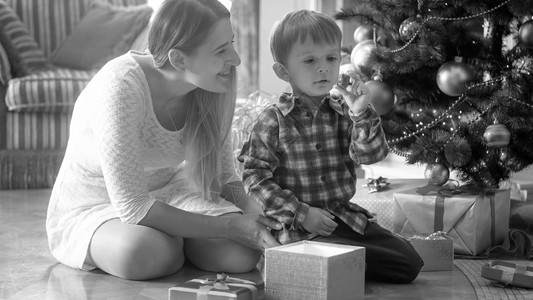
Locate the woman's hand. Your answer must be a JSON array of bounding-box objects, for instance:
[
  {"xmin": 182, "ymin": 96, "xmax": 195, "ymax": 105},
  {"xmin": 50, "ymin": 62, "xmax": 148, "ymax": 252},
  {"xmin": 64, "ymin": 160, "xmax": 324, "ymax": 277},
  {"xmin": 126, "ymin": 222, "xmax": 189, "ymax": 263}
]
[
  {"xmin": 331, "ymin": 72, "xmax": 370, "ymax": 115},
  {"xmin": 225, "ymin": 214, "xmax": 282, "ymax": 251}
]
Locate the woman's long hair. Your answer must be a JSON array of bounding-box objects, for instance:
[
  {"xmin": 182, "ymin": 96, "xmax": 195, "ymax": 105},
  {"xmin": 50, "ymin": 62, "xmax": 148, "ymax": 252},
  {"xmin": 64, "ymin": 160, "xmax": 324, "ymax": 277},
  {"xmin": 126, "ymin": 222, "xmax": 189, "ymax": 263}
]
[{"xmin": 149, "ymin": 0, "xmax": 236, "ymax": 201}]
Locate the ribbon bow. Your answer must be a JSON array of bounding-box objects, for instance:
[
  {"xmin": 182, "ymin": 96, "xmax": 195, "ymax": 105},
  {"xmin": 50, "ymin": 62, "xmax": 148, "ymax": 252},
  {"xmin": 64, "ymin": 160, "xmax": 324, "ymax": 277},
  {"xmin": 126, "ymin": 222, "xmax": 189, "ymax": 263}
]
[
  {"xmin": 415, "ymin": 180, "xmax": 466, "ymax": 197},
  {"xmin": 362, "ymin": 177, "xmax": 390, "ymax": 193},
  {"xmin": 196, "ymin": 273, "xmax": 256, "ymax": 290},
  {"xmin": 408, "ymin": 231, "xmax": 450, "ymax": 241},
  {"xmin": 192, "ymin": 273, "xmax": 258, "ymax": 300}
]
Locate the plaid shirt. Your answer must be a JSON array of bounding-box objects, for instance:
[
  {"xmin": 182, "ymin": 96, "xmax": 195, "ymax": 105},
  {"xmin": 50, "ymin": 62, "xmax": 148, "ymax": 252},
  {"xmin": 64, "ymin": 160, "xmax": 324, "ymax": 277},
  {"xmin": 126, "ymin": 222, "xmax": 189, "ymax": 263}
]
[{"xmin": 238, "ymin": 93, "xmax": 389, "ymax": 244}]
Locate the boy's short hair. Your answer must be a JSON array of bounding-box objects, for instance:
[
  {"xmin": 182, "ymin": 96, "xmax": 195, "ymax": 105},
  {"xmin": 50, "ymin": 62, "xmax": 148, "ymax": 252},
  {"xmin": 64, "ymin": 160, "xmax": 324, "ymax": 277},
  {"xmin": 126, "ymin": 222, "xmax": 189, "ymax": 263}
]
[{"xmin": 270, "ymin": 10, "xmax": 342, "ymax": 65}]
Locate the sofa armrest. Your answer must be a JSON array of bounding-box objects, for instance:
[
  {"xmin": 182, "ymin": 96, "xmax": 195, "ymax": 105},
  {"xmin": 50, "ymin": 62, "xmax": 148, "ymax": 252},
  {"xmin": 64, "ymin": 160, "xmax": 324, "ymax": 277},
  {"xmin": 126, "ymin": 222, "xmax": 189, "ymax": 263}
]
[
  {"xmin": 0, "ymin": 41, "xmax": 12, "ymax": 87},
  {"xmin": 0, "ymin": 85, "xmax": 7, "ymax": 149},
  {"xmin": 0, "ymin": 41, "xmax": 10, "ymax": 149}
]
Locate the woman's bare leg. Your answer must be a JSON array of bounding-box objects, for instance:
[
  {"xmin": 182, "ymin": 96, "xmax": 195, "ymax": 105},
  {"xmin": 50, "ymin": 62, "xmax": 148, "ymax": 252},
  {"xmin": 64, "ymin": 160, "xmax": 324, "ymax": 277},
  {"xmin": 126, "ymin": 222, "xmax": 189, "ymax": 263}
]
[
  {"xmin": 184, "ymin": 238, "xmax": 261, "ymax": 273},
  {"xmin": 87, "ymin": 219, "xmax": 185, "ymax": 280},
  {"xmin": 184, "ymin": 214, "xmax": 261, "ymax": 273}
]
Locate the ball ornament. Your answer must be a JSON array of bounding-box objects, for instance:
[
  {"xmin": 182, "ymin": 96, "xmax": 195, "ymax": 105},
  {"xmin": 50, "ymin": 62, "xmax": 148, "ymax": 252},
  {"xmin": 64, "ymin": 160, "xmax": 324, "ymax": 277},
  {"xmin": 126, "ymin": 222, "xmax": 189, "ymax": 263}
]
[
  {"xmin": 350, "ymin": 40, "xmax": 376, "ymax": 75},
  {"xmin": 424, "ymin": 162, "xmax": 450, "ymax": 186},
  {"xmin": 365, "ymin": 79, "xmax": 394, "ymax": 115},
  {"xmin": 519, "ymin": 19, "xmax": 533, "ymax": 48},
  {"xmin": 399, "ymin": 16, "xmax": 423, "ymax": 42},
  {"xmin": 353, "ymin": 24, "xmax": 374, "ymax": 45},
  {"xmin": 436, "ymin": 56, "xmax": 473, "ymax": 96},
  {"xmin": 483, "ymin": 123, "xmax": 510, "ymax": 148}
]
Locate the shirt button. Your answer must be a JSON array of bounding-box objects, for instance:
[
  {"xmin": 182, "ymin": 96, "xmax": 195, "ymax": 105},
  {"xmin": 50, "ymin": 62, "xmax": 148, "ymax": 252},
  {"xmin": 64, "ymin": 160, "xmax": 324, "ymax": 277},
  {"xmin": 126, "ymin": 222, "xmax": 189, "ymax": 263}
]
[
  {"xmin": 306, "ymin": 112, "xmax": 312, "ymax": 118},
  {"xmin": 320, "ymin": 176, "xmax": 326, "ymax": 182},
  {"xmin": 315, "ymin": 143, "xmax": 322, "ymax": 151}
]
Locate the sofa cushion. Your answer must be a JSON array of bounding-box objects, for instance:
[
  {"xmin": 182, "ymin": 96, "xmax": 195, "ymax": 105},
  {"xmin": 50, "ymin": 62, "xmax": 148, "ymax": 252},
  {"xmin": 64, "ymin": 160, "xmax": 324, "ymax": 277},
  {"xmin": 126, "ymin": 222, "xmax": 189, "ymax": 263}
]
[
  {"xmin": 0, "ymin": 0, "xmax": 47, "ymax": 75},
  {"xmin": 50, "ymin": 2, "xmax": 152, "ymax": 70},
  {"xmin": 5, "ymin": 68, "xmax": 97, "ymax": 113}
]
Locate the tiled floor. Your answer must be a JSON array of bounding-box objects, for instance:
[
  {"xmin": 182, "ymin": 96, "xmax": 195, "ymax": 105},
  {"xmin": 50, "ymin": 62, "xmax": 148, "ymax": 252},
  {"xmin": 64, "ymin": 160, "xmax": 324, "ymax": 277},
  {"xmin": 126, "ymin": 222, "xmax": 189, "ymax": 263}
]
[{"xmin": 0, "ymin": 187, "xmax": 528, "ymax": 300}]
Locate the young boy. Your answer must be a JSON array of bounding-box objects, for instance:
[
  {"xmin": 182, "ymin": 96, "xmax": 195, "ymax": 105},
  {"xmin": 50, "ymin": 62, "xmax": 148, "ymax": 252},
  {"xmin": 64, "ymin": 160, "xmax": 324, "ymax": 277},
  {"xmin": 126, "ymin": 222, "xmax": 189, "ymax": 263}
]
[{"xmin": 238, "ymin": 10, "xmax": 423, "ymax": 283}]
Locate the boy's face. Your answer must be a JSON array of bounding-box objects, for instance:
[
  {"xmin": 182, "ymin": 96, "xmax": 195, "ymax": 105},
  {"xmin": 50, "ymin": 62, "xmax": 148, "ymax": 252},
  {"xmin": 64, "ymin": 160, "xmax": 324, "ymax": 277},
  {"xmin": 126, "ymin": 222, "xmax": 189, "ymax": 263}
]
[{"xmin": 281, "ymin": 36, "xmax": 341, "ymax": 98}]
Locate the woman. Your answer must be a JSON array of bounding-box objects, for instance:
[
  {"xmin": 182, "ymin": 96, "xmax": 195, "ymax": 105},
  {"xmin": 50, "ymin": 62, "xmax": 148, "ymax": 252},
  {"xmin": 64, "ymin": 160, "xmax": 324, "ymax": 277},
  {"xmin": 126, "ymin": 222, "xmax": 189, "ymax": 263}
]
[{"xmin": 46, "ymin": 0, "xmax": 280, "ymax": 281}]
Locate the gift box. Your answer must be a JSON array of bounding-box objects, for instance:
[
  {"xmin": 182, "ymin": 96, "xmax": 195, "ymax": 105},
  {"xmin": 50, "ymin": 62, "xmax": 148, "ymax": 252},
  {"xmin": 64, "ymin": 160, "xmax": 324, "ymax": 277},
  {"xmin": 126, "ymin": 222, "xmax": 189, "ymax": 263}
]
[
  {"xmin": 407, "ymin": 232, "xmax": 454, "ymax": 272},
  {"xmin": 393, "ymin": 186, "xmax": 510, "ymax": 256},
  {"xmin": 481, "ymin": 261, "xmax": 533, "ymax": 288},
  {"xmin": 265, "ymin": 241, "xmax": 365, "ymax": 300},
  {"xmin": 352, "ymin": 179, "xmax": 418, "ymax": 231},
  {"xmin": 169, "ymin": 273, "xmax": 263, "ymax": 300}
]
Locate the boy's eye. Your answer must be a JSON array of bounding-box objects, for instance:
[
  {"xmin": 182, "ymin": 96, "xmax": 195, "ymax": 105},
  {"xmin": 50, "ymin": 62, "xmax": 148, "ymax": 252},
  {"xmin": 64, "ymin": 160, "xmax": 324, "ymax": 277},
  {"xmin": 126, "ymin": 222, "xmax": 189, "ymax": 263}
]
[
  {"xmin": 328, "ymin": 56, "xmax": 338, "ymax": 62},
  {"xmin": 304, "ymin": 58, "xmax": 315, "ymax": 64}
]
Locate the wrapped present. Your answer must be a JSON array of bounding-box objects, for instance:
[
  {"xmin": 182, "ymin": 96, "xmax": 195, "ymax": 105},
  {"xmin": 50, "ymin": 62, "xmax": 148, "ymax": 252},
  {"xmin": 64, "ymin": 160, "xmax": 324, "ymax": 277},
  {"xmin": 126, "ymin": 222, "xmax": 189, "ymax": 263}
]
[
  {"xmin": 265, "ymin": 241, "xmax": 365, "ymax": 300},
  {"xmin": 407, "ymin": 232, "xmax": 454, "ymax": 272},
  {"xmin": 481, "ymin": 261, "xmax": 533, "ymax": 288},
  {"xmin": 499, "ymin": 179, "xmax": 529, "ymax": 202},
  {"xmin": 352, "ymin": 179, "xmax": 418, "ymax": 232},
  {"xmin": 393, "ymin": 184, "xmax": 511, "ymax": 256},
  {"xmin": 169, "ymin": 273, "xmax": 263, "ymax": 300}
]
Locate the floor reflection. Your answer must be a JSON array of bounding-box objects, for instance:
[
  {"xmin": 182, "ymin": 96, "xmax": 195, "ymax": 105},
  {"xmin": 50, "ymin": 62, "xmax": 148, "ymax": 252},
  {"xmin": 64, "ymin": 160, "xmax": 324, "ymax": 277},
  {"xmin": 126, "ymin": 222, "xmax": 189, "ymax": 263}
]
[{"xmin": 1, "ymin": 188, "xmax": 481, "ymax": 300}]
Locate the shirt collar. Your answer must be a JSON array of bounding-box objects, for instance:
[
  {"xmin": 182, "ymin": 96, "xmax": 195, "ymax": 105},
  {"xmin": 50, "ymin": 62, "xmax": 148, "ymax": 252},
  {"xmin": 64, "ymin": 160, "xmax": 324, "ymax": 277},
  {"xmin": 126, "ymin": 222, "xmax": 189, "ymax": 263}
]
[{"xmin": 277, "ymin": 93, "xmax": 345, "ymax": 117}]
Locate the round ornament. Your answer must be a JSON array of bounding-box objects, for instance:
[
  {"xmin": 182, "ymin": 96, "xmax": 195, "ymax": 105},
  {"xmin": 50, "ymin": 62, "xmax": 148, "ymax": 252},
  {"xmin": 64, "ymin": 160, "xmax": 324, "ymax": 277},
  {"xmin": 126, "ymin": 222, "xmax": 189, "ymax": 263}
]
[
  {"xmin": 424, "ymin": 162, "xmax": 450, "ymax": 186},
  {"xmin": 483, "ymin": 123, "xmax": 511, "ymax": 147},
  {"xmin": 399, "ymin": 16, "xmax": 423, "ymax": 42},
  {"xmin": 353, "ymin": 24, "xmax": 374, "ymax": 45},
  {"xmin": 365, "ymin": 80, "xmax": 394, "ymax": 115},
  {"xmin": 350, "ymin": 40, "xmax": 376, "ymax": 75},
  {"xmin": 436, "ymin": 56, "xmax": 473, "ymax": 96},
  {"xmin": 519, "ymin": 19, "xmax": 533, "ymax": 48}
]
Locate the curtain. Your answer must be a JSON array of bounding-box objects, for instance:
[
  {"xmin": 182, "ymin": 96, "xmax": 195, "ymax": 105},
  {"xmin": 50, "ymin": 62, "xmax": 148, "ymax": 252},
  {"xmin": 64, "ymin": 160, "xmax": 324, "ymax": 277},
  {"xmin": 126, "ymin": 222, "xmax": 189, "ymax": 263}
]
[{"xmin": 230, "ymin": 0, "xmax": 259, "ymax": 98}]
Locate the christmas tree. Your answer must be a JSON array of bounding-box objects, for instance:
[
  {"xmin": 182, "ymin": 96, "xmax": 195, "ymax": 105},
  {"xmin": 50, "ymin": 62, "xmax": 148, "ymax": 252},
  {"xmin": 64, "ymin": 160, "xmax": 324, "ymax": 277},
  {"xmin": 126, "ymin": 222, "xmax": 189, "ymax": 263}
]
[{"xmin": 334, "ymin": 0, "xmax": 533, "ymax": 193}]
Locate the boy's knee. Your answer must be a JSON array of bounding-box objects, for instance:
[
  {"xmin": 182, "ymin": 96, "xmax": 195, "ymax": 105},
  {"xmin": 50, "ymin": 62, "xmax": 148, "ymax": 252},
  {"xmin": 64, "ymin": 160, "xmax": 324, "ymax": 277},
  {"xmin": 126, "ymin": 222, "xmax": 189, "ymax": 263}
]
[{"xmin": 393, "ymin": 247, "xmax": 424, "ymax": 283}]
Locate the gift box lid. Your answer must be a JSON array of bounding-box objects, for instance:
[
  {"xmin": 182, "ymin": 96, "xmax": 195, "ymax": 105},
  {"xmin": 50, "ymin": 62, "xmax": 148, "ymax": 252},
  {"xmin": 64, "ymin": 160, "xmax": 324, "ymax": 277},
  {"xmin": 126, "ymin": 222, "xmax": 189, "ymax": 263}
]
[{"xmin": 481, "ymin": 261, "xmax": 533, "ymax": 288}]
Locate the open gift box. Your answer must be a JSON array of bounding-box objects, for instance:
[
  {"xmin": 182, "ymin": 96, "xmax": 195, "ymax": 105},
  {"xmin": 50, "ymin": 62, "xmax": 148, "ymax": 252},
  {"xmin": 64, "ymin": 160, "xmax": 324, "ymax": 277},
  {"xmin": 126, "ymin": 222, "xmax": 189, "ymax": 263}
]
[
  {"xmin": 393, "ymin": 186, "xmax": 510, "ymax": 256},
  {"xmin": 407, "ymin": 232, "xmax": 454, "ymax": 272},
  {"xmin": 265, "ymin": 241, "xmax": 365, "ymax": 300},
  {"xmin": 481, "ymin": 261, "xmax": 533, "ymax": 288}
]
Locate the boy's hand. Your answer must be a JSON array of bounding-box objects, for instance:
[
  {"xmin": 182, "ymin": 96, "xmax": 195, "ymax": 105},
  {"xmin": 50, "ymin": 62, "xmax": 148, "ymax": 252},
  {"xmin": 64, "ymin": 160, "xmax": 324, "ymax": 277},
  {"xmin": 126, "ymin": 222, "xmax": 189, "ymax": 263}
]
[
  {"xmin": 331, "ymin": 72, "xmax": 370, "ymax": 115},
  {"xmin": 302, "ymin": 207, "xmax": 338, "ymax": 236}
]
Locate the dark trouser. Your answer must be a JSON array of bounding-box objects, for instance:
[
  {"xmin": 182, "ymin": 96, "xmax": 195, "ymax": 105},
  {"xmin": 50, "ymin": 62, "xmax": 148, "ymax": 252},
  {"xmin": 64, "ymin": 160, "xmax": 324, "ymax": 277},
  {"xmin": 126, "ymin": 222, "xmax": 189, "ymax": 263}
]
[{"xmin": 311, "ymin": 219, "xmax": 423, "ymax": 283}]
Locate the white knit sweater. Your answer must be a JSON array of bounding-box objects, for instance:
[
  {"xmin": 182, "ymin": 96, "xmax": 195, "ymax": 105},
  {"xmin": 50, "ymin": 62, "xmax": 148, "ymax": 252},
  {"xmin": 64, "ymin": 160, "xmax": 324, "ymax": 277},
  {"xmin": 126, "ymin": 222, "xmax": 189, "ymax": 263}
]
[{"xmin": 46, "ymin": 51, "xmax": 240, "ymax": 270}]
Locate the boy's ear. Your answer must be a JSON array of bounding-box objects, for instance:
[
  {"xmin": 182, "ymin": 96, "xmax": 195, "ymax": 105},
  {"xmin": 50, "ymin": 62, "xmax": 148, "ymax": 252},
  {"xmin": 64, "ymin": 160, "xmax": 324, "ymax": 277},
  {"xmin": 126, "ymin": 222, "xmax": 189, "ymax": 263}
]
[
  {"xmin": 168, "ymin": 49, "xmax": 186, "ymax": 71},
  {"xmin": 272, "ymin": 62, "xmax": 290, "ymax": 82}
]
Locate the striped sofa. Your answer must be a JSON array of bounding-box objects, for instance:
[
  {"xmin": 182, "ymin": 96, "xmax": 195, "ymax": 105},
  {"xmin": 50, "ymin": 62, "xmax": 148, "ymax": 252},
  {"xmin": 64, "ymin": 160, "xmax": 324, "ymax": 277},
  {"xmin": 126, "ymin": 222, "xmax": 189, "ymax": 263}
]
[{"xmin": 0, "ymin": 0, "xmax": 149, "ymax": 189}]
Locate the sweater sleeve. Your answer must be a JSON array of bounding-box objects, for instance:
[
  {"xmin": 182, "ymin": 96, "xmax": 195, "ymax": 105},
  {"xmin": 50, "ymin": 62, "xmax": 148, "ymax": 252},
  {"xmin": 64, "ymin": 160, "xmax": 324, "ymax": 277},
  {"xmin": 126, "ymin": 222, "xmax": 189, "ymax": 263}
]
[
  {"xmin": 89, "ymin": 67, "xmax": 156, "ymax": 224},
  {"xmin": 348, "ymin": 105, "xmax": 389, "ymax": 165}
]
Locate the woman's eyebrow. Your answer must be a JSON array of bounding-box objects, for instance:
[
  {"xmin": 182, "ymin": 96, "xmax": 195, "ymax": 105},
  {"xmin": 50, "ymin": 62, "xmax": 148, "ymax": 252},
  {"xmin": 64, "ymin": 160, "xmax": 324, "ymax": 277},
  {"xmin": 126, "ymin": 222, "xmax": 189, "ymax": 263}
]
[{"xmin": 213, "ymin": 35, "xmax": 235, "ymax": 53}]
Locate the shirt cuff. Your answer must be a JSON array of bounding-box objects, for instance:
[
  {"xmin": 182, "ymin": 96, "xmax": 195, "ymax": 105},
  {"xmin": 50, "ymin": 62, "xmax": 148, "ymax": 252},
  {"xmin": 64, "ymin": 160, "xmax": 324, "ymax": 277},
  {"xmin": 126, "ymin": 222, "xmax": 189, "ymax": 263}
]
[
  {"xmin": 291, "ymin": 201, "xmax": 310, "ymax": 230},
  {"xmin": 349, "ymin": 104, "xmax": 373, "ymax": 122}
]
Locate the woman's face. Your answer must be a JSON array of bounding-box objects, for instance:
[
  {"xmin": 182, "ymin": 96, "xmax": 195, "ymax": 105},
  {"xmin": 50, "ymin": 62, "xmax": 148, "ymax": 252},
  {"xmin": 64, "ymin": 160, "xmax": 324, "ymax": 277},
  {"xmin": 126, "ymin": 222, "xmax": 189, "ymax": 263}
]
[{"xmin": 183, "ymin": 18, "xmax": 241, "ymax": 93}]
